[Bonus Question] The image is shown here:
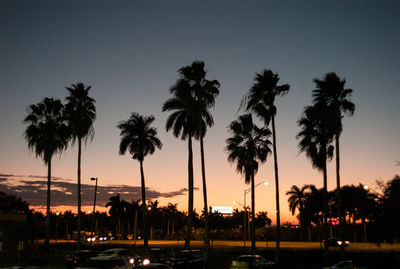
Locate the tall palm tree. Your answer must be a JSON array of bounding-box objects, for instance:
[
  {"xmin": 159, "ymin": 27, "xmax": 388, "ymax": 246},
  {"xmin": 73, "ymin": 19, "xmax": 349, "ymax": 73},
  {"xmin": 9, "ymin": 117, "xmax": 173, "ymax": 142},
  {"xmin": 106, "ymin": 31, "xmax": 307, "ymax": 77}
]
[
  {"xmin": 297, "ymin": 104, "xmax": 334, "ymax": 264},
  {"xmin": 175, "ymin": 61, "xmax": 220, "ymax": 248},
  {"xmin": 225, "ymin": 114, "xmax": 272, "ymax": 253},
  {"xmin": 163, "ymin": 75, "xmax": 199, "ymax": 248},
  {"xmin": 286, "ymin": 185, "xmax": 309, "ymax": 241},
  {"xmin": 24, "ymin": 97, "xmax": 69, "ymax": 250},
  {"xmin": 312, "ymin": 72, "xmax": 355, "ymax": 244},
  {"xmin": 243, "ymin": 69, "xmax": 289, "ymax": 262},
  {"xmin": 64, "ymin": 82, "xmax": 96, "ymax": 249},
  {"xmin": 117, "ymin": 112, "xmax": 162, "ymax": 248}
]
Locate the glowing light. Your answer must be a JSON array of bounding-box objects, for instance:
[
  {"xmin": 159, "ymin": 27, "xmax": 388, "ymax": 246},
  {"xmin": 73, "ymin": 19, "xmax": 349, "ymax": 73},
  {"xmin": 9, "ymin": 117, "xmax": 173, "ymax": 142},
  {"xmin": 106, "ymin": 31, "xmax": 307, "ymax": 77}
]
[{"xmin": 143, "ymin": 259, "xmax": 150, "ymax": 265}]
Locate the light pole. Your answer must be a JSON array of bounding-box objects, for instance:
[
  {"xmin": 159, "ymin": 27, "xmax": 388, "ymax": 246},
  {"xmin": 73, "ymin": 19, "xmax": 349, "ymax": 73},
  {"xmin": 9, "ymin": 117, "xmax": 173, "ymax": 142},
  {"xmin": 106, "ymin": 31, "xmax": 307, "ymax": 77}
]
[
  {"xmin": 91, "ymin": 177, "xmax": 98, "ymax": 237},
  {"xmin": 234, "ymin": 181, "xmax": 268, "ymax": 248}
]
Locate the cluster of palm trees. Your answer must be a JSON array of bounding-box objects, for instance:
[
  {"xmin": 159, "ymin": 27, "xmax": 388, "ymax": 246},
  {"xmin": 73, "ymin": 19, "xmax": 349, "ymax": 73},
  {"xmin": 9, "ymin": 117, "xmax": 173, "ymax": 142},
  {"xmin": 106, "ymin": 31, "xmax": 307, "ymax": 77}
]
[
  {"xmin": 23, "ymin": 61, "xmax": 356, "ymax": 264},
  {"xmin": 24, "ymin": 83, "xmax": 96, "ymax": 250},
  {"xmin": 296, "ymin": 72, "xmax": 355, "ymax": 263}
]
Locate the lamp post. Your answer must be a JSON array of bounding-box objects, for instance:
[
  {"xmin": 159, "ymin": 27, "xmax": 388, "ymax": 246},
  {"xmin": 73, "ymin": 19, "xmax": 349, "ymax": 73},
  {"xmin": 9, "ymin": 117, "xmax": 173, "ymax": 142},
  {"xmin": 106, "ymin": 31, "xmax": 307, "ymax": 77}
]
[
  {"xmin": 91, "ymin": 177, "xmax": 98, "ymax": 237},
  {"xmin": 244, "ymin": 181, "xmax": 268, "ymax": 240},
  {"xmin": 234, "ymin": 181, "xmax": 268, "ymax": 248}
]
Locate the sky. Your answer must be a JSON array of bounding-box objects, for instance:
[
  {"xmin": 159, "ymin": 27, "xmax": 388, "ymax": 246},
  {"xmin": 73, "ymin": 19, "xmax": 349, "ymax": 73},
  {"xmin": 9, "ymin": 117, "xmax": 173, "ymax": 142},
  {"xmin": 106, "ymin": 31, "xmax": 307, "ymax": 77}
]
[{"xmin": 0, "ymin": 0, "xmax": 399, "ymax": 224}]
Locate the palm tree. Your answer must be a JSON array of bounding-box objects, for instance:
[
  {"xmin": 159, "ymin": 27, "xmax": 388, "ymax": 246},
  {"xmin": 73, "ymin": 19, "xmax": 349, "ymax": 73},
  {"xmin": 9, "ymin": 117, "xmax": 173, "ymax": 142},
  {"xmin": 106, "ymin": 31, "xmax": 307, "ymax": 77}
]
[
  {"xmin": 286, "ymin": 185, "xmax": 309, "ymax": 241},
  {"xmin": 117, "ymin": 112, "xmax": 162, "ymax": 248},
  {"xmin": 175, "ymin": 61, "xmax": 220, "ymax": 248},
  {"xmin": 162, "ymin": 76, "xmax": 199, "ymax": 248},
  {"xmin": 296, "ymin": 104, "xmax": 334, "ymax": 264},
  {"xmin": 106, "ymin": 194, "xmax": 129, "ymax": 238},
  {"xmin": 64, "ymin": 82, "xmax": 96, "ymax": 249},
  {"xmin": 243, "ymin": 69, "xmax": 289, "ymax": 262},
  {"xmin": 312, "ymin": 72, "xmax": 355, "ymax": 243},
  {"xmin": 225, "ymin": 113, "xmax": 272, "ymax": 253},
  {"xmin": 24, "ymin": 97, "xmax": 69, "ymax": 250}
]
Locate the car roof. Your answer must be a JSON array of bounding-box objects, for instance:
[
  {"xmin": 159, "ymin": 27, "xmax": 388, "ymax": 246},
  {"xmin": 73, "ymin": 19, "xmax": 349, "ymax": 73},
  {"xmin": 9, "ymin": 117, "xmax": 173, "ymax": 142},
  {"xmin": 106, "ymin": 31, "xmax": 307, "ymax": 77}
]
[{"xmin": 90, "ymin": 255, "xmax": 123, "ymax": 261}]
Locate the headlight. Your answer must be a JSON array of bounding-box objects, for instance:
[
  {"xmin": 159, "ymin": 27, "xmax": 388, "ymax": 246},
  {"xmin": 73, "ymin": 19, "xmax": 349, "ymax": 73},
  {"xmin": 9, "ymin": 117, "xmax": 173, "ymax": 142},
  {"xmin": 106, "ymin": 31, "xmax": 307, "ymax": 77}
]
[
  {"xmin": 143, "ymin": 259, "xmax": 150, "ymax": 265},
  {"xmin": 337, "ymin": 241, "xmax": 343, "ymax": 245},
  {"xmin": 129, "ymin": 258, "xmax": 134, "ymax": 264}
]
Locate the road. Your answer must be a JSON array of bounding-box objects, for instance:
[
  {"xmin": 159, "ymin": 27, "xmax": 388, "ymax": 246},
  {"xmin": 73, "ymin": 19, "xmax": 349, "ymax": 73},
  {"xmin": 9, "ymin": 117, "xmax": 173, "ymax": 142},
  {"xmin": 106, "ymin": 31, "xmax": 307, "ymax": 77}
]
[{"xmin": 52, "ymin": 239, "xmax": 400, "ymax": 252}]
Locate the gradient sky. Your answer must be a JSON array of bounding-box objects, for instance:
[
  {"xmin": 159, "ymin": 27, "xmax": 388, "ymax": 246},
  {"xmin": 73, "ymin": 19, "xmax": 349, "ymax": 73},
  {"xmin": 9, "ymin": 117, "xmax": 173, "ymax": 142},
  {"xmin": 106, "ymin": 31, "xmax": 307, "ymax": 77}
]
[{"xmin": 1, "ymin": 0, "xmax": 399, "ymax": 223}]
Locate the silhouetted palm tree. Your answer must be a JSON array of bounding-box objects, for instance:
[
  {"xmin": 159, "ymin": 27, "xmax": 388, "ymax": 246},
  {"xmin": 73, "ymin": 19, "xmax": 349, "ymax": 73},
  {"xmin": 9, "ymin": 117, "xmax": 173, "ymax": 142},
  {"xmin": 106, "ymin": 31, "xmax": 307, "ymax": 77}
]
[
  {"xmin": 312, "ymin": 72, "xmax": 355, "ymax": 243},
  {"xmin": 176, "ymin": 61, "xmax": 220, "ymax": 248},
  {"xmin": 117, "ymin": 112, "xmax": 162, "ymax": 247},
  {"xmin": 226, "ymin": 114, "xmax": 272, "ymax": 253},
  {"xmin": 162, "ymin": 76, "xmax": 199, "ymax": 248},
  {"xmin": 24, "ymin": 97, "xmax": 69, "ymax": 250},
  {"xmin": 106, "ymin": 194, "xmax": 129, "ymax": 238},
  {"xmin": 297, "ymin": 104, "xmax": 334, "ymax": 263},
  {"xmin": 64, "ymin": 82, "xmax": 96, "ymax": 249},
  {"xmin": 286, "ymin": 185, "xmax": 309, "ymax": 241},
  {"xmin": 243, "ymin": 69, "xmax": 289, "ymax": 261}
]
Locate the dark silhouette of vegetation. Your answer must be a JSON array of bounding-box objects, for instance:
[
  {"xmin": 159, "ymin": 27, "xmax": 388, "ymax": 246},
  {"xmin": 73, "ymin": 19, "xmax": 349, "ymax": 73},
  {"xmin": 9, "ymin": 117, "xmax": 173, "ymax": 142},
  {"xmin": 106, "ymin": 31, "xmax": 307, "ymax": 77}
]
[
  {"xmin": 117, "ymin": 112, "xmax": 162, "ymax": 247},
  {"xmin": 24, "ymin": 97, "xmax": 69, "ymax": 251},
  {"xmin": 243, "ymin": 69, "xmax": 289, "ymax": 262},
  {"xmin": 226, "ymin": 113, "xmax": 272, "ymax": 253},
  {"xmin": 286, "ymin": 185, "xmax": 309, "ymax": 241},
  {"xmin": 178, "ymin": 61, "xmax": 220, "ymax": 249},
  {"xmin": 64, "ymin": 82, "xmax": 96, "ymax": 250},
  {"xmin": 297, "ymin": 103, "xmax": 335, "ymax": 264},
  {"xmin": 312, "ymin": 72, "xmax": 355, "ymax": 249}
]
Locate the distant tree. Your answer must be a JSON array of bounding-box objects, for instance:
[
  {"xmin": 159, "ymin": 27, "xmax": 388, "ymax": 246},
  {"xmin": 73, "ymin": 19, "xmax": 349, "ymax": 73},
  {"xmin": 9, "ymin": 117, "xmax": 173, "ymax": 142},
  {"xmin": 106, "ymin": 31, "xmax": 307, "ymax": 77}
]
[
  {"xmin": 244, "ymin": 69, "xmax": 289, "ymax": 261},
  {"xmin": 286, "ymin": 185, "xmax": 309, "ymax": 241},
  {"xmin": 24, "ymin": 97, "xmax": 69, "ymax": 250},
  {"xmin": 64, "ymin": 82, "xmax": 96, "ymax": 249},
  {"xmin": 106, "ymin": 194, "xmax": 129, "ymax": 238},
  {"xmin": 117, "ymin": 112, "xmax": 162, "ymax": 247},
  {"xmin": 226, "ymin": 113, "xmax": 272, "ymax": 253}
]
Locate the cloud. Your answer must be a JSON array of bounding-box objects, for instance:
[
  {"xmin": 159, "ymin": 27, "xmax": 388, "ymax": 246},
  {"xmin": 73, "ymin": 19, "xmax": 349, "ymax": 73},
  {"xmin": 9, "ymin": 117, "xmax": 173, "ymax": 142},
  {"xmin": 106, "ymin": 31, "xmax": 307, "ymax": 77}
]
[{"xmin": 0, "ymin": 173, "xmax": 191, "ymax": 207}]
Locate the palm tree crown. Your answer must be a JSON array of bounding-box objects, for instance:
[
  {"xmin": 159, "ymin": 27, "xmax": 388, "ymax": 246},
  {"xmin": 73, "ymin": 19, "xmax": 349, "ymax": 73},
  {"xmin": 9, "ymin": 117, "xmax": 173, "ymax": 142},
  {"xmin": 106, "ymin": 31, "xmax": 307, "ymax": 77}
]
[
  {"xmin": 226, "ymin": 114, "xmax": 272, "ymax": 183},
  {"xmin": 24, "ymin": 97, "xmax": 69, "ymax": 164},
  {"xmin": 64, "ymin": 83, "xmax": 96, "ymax": 143},
  {"xmin": 244, "ymin": 69, "xmax": 290, "ymax": 124},
  {"xmin": 118, "ymin": 112, "xmax": 162, "ymax": 162}
]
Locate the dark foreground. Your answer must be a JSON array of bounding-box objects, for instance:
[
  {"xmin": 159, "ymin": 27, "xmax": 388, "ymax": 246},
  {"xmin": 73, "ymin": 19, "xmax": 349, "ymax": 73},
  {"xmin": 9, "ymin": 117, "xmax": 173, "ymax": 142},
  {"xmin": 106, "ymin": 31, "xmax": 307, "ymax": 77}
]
[{"xmin": 1, "ymin": 241, "xmax": 399, "ymax": 268}]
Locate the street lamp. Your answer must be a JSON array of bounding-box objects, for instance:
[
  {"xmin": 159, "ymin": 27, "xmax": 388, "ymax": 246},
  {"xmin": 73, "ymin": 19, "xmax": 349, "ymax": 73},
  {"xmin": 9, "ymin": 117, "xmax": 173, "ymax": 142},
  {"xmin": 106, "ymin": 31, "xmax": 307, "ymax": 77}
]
[
  {"xmin": 233, "ymin": 201, "xmax": 250, "ymax": 247},
  {"xmin": 91, "ymin": 177, "xmax": 98, "ymax": 237},
  {"xmin": 233, "ymin": 181, "xmax": 268, "ymax": 248}
]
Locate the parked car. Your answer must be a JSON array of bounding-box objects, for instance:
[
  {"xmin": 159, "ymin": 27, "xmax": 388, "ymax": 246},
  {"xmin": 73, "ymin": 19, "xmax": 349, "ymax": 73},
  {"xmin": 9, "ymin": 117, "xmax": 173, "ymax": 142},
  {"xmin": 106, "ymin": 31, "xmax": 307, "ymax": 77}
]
[
  {"xmin": 98, "ymin": 248, "xmax": 142, "ymax": 266},
  {"xmin": 141, "ymin": 248, "xmax": 174, "ymax": 265},
  {"xmin": 230, "ymin": 255, "xmax": 274, "ymax": 269},
  {"xmin": 77, "ymin": 256, "xmax": 133, "ymax": 269},
  {"xmin": 323, "ymin": 238, "xmax": 350, "ymax": 247},
  {"xmin": 64, "ymin": 250, "xmax": 97, "ymax": 268},
  {"xmin": 167, "ymin": 249, "xmax": 207, "ymax": 269}
]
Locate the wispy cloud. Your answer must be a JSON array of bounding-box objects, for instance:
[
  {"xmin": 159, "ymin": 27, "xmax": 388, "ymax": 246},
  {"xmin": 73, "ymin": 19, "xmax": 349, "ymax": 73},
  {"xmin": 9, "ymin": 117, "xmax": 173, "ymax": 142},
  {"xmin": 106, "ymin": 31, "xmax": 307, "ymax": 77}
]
[{"xmin": 0, "ymin": 173, "xmax": 191, "ymax": 207}]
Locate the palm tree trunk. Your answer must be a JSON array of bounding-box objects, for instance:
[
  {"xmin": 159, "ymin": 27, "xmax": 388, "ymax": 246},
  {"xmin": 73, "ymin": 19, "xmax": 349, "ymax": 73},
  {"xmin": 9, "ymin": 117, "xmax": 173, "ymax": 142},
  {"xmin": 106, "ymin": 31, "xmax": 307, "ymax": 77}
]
[
  {"xmin": 77, "ymin": 138, "xmax": 82, "ymax": 250},
  {"xmin": 185, "ymin": 135, "xmax": 194, "ymax": 248},
  {"xmin": 322, "ymin": 160, "xmax": 329, "ymax": 265},
  {"xmin": 134, "ymin": 210, "xmax": 137, "ymax": 245},
  {"xmin": 45, "ymin": 157, "xmax": 51, "ymax": 252},
  {"xmin": 200, "ymin": 136, "xmax": 210, "ymax": 249},
  {"xmin": 271, "ymin": 115, "xmax": 281, "ymax": 262},
  {"xmin": 140, "ymin": 160, "xmax": 148, "ymax": 248},
  {"xmin": 251, "ymin": 173, "xmax": 256, "ymax": 254},
  {"xmin": 335, "ymin": 135, "xmax": 345, "ymax": 257}
]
